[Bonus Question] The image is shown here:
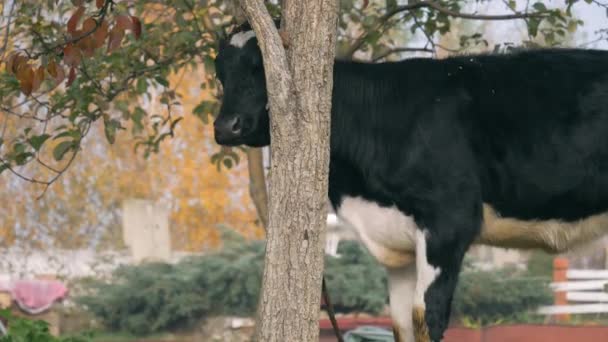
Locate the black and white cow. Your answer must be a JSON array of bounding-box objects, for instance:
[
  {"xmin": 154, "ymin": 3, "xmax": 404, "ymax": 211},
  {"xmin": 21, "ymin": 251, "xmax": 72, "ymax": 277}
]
[{"xmin": 212, "ymin": 23, "xmax": 608, "ymax": 342}]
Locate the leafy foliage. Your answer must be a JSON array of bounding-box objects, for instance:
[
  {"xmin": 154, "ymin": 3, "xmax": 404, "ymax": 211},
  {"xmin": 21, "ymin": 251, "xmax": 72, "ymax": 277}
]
[
  {"xmin": 452, "ymin": 267, "xmax": 553, "ymax": 325},
  {"xmin": 76, "ymin": 229, "xmax": 555, "ymax": 335},
  {"xmin": 0, "ymin": 0, "xmax": 594, "ymax": 188},
  {"xmin": 0, "ymin": 309, "xmax": 92, "ymax": 342},
  {"xmin": 76, "ymin": 231, "xmax": 388, "ymax": 335}
]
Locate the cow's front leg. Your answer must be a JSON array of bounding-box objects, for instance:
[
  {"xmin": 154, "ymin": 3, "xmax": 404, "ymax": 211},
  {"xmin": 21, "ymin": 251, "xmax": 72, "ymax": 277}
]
[
  {"xmin": 412, "ymin": 204, "xmax": 481, "ymax": 342},
  {"xmin": 387, "ymin": 263, "xmax": 417, "ymax": 342}
]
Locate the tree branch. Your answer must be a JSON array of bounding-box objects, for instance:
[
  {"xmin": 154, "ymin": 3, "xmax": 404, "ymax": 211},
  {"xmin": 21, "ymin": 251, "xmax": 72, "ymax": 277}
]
[
  {"xmin": 238, "ymin": 0, "xmax": 291, "ymax": 114},
  {"xmin": 29, "ymin": 0, "xmax": 114, "ymax": 60},
  {"xmin": 344, "ymin": 0, "xmax": 550, "ymax": 59},
  {"xmin": 0, "ymin": 0, "xmax": 16, "ymax": 61},
  {"xmin": 372, "ymin": 46, "xmax": 434, "ymax": 62}
]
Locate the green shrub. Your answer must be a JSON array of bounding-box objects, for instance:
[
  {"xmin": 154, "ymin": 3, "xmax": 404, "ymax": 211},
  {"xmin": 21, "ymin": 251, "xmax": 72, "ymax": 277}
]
[
  {"xmin": 77, "ymin": 231, "xmax": 387, "ymax": 335},
  {"xmin": 452, "ymin": 267, "xmax": 553, "ymax": 325},
  {"xmin": 77, "ymin": 228, "xmax": 554, "ymax": 335},
  {"xmin": 0, "ymin": 309, "xmax": 91, "ymax": 342}
]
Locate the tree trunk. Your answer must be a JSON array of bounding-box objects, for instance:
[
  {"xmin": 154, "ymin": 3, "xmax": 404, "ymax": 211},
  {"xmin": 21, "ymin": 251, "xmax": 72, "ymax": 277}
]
[{"xmin": 238, "ymin": 0, "xmax": 338, "ymax": 341}]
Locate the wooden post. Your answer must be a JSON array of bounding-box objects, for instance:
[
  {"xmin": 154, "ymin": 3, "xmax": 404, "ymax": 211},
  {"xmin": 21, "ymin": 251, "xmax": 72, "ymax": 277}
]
[{"xmin": 553, "ymin": 257, "xmax": 570, "ymax": 323}]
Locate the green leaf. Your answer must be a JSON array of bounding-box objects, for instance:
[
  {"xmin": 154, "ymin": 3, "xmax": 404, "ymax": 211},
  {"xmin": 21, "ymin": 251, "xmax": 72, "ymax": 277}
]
[
  {"xmin": 155, "ymin": 76, "xmax": 169, "ymax": 87},
  {"xmin": 532, "ymin": 2, "xmax": 547, "ymax": 11},
  {"xmin": 0, "ymin": 162, "xmax": 9, "ymax": 175},
  {"xmin": 53, "ymin": 141, "xmax": 74, "ymax": 161},
  {"xmin": 104, "ymin": 118, "xmax": 124, "ymax": 144},
  {"xmin": 15, "ymin": 152, "xmax": 34, "ymax": 165},
  {"xmin": 28, "ymin": 134, "xmax": 51, "ymax": 151}
]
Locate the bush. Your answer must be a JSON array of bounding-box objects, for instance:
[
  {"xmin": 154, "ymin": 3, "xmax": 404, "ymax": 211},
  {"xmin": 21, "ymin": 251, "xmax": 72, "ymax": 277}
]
[
  {"xmin": 77, "ymin": 230, "xmax": 388, "ymax": 335},
  {"xmin": 452, "ymin": 267, "xmax": 553, "ymax": 325},
  {"xmin": 77, "ymin": 228, "xmax": 554, "ymax": 335},
  {"xmin": 0, "ymin": 309, "xmax": 91, "ymax": 342}
]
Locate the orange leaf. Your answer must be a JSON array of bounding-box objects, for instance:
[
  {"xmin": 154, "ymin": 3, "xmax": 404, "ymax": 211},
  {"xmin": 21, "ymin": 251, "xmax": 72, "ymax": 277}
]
[
  {"xmin": 96, "ymin": 0, "xmax": 104, "ymax": 9},
  {"xmin": 9, "ymin": 54, "xmax": 28, "ymax": 75},
  {"xmin": 83, "ymin": 17, "xmax": 97, "ymax": 34},
  {"xmin": 17, "ymin": 65, "xmax": 34, "ymax": 95},
  {"xmin": 46, "ymin": 61, "xmax": 65, "ymax": 88},
  {"xmin": 107, "ymin": 26, "xmax": 125, "ymax": 53},
  {"xmin": 66, "ymin": 67, "xmax": 77, "ymax": 87},
  {"xmin": 115, "ymin": 15, "xmax": 134, "ymax": 31},
  {"xmin": 32, "ymin": 65, "xmax": 45, "ymax": 93},
  {"xmin": 63, "ymin": 44, "xmax": 81, "ymax": 67},
  {"xmin": 5, "ymin": 52, "xmax": 18, "ymax": 74},
  {"xmin": 67, "ymin": 6, "xmax": 85, "ymax": 34},
  {"xmin": 130, "ymin": 16, "xmax": 142, "ymax": 39},
  {"xmin": 93, "ymin": 19, "xmax": 109, "ymax": 48}
]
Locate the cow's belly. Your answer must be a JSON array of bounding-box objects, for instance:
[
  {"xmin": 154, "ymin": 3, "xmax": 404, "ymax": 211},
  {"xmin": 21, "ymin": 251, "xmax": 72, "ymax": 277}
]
[{"xmin": 337, "ymin": 196, "xmax": 417, "ymax": 268}]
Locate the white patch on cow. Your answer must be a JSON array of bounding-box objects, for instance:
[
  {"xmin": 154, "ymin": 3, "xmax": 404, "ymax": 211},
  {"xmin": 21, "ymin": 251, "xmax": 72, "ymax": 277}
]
[
  {"xmin": 229, "ymin": 30, "xmax": 256, "ymax": 48},
  {"xmin": 414, "ymin": 230, "xmax": 441, "ymax": 308},
  {"xmin": 388, "ymin": 265, "xmax": 416, "ymax": 342},
  {"xmin": 337, "ymin": 197, "xmax": 417, "ymax": 267}
]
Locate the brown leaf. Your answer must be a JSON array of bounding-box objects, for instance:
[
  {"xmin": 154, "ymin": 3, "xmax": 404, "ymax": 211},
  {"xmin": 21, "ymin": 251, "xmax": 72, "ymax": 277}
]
[
  {"xmin": 54, "ymin": 63, "xmax": 66, "ymax": 85},
  {"xmin": 67, "ymin": 6, "xmax": 85, "ymax": 34},
  {"xmin": 96, "ymin": 0, "xmax": 104, "ymax": 9},
  {"xmin": 82, "ymin": 17, "xmax": 97, "ymax": 34},
  {"xmin": 71, "ymin": 0, "xmax": 84, "ymax": 6},
  {"xmin": 92, "ymin": 19, "xmax": 109, "ymax": 48},
  {"xmin": 5, "ymin": 52, "xmax": 18, "ymax": 74},
  {"xmin": 66, "ymin": 67, "xmax": 77, "ymax": 87},
  {"xmin": 130, "ymin": 16, "xmax": 142, "ymax": 39},
  {"xmin": 107, "ymin": 26, "xmax": 125, "ymax": 53},
  {"xmin": 8, "ymin": 54, "xmax": 28, "ymax": 75},
  {"xmin": 77, "ymin": 37, "xmax": 96, "ymax": 57},
  {"xmin": 363, "ymin": 0, "xmax": 369, "ymax": 8},
  {"xmin": 32, "ymin": 65, "xmax": 45, "ymax": 93},
  {"xmin": 63, "ymin": 44, "xmax": 81, "ymax": 67},
  {"xmin": 17, "ymin": 65, "xmax": 34, "ymax": 95},
  {"xmin": 115, "ymin": 15, "xmax": 134, "ymax": 31}
]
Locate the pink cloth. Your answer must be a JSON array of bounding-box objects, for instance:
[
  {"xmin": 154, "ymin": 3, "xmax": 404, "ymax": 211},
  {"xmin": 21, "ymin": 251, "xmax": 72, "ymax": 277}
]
[{"xmin": 9, "ymin": 280, "xmax": 68, "ymax": 314}]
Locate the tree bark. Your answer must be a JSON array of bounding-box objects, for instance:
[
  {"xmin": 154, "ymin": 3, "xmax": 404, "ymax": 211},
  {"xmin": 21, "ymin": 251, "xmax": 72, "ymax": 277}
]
[{"xmin": 238, "ymin": 0, "xmax": 339, "ymax": 341}]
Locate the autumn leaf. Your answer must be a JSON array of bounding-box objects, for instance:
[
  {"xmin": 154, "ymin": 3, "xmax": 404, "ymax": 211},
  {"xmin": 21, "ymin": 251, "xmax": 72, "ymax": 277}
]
[
  {"xmin": 116, "ymin": 15, "xmax": 134, "ymax": 31},
  {"xmin": 67, "ymin": 6, "xmax": 85, "ymax": 35},
  {"xmin": 16, "ymin": 64, "xmax": 34, "ymax": 95},
  {"xmin": 96, "ymin": 0, "xmax": 104, "ymax": 9},
  {"xmin": 32, "ymin": 66, "xmax": 45, "ymax": 92},
  {"xmin": 47, "ymin": 60, "xmax": 66, "ymax": 85},
  {"xmin": 83, "ymin": 17, "xmax": 97, "ymax": 34},
  {"xmin": 93, "ymin": 19, "xmax": 109, "ymax": 48},
  {"xmin": 107, "ymin": 26, "xmax": 125, "ymax": 53},
  {"xmin": 63, "ymin": 44, "xmax": 81, "ymax": 67},
  {"xmin": 66, "ymin": 66, "xmax": 77, "ymax": 87},
  {"xmin": 131, "ymin": 16, "xmax": 142, "ymax": 39}
]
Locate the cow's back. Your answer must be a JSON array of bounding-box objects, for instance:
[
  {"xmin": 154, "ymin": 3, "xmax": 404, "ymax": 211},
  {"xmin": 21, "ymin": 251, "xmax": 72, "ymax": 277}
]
[{"xmin": 462, "ymin": 49, "xmax": 608, "ymax": 221}]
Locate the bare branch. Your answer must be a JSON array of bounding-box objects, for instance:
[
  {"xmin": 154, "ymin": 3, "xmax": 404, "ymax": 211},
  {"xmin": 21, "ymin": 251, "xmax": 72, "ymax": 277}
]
[
  {"xmin": 343, "ymin": 0, "xmax": 550, "ymax": 59},
  {"xmin": 372, "ymin": 46, "xmax": 434, "ymax": 62},
  {"xmin": 0, "ymin": 0, "xmax": 16, "ymax": 61}
]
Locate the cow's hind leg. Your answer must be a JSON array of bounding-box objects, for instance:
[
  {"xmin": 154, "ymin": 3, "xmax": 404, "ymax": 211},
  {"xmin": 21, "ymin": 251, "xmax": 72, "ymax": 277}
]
[{"xmin": 388, "ymin": 263, "xmax": 417, "ymax": 342}]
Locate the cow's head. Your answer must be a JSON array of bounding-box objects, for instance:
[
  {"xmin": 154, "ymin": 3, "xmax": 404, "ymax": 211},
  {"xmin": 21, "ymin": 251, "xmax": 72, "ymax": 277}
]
[{"xmin": 213, "ymin": 25, "xmax": 270, "ymax": 147}]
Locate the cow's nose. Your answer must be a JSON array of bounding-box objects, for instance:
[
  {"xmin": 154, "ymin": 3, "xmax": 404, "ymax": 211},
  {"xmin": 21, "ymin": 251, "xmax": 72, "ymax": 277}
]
[{"xmin": 214, "ymin": 116, "xmax": 243, "ymax": 140}]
